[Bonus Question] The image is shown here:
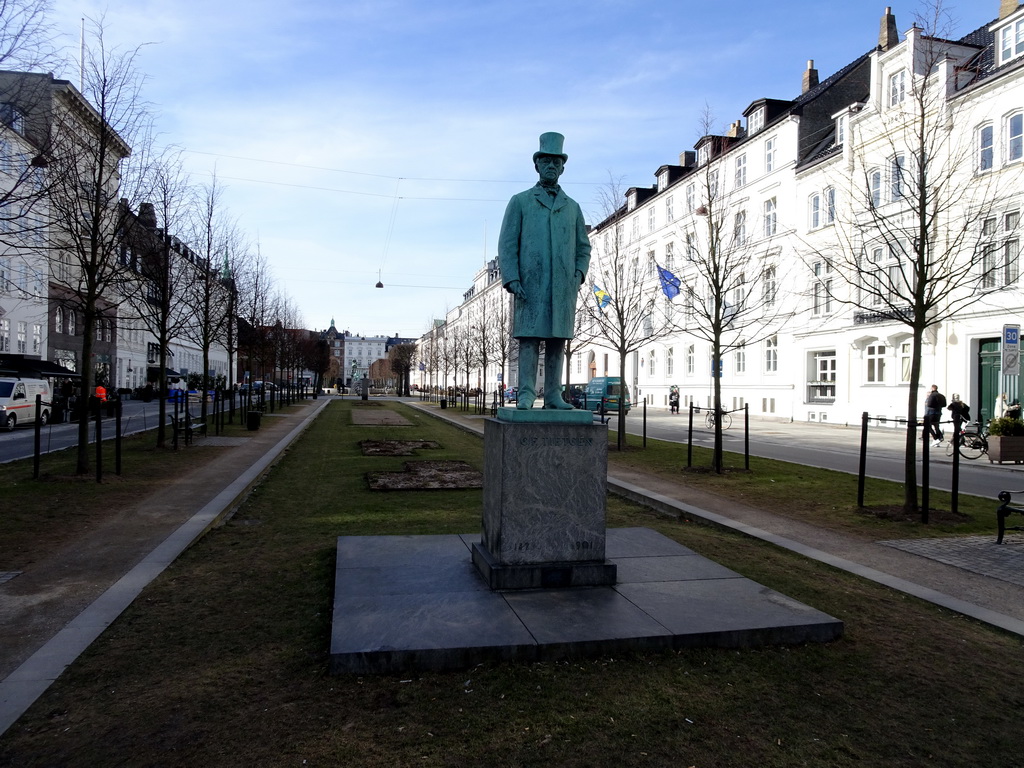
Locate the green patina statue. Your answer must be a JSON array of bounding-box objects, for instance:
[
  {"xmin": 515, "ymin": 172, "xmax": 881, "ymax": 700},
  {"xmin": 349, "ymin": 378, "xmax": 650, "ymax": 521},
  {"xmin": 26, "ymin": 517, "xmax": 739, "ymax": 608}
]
[{"xmin": 498, "ymin": 132, "xmax": 591, "ymax": 409}]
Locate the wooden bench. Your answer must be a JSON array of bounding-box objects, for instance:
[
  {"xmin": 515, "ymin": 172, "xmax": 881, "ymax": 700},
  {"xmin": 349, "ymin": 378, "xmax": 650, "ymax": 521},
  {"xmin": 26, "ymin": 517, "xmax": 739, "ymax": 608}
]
[{"xmin": 995, "ymin": 488, "xmax": 1024, "ymax": 544}]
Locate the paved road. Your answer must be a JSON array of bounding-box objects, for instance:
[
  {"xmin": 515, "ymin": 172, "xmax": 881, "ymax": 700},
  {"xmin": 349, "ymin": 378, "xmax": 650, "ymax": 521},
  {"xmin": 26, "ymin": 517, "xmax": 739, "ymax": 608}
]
[{"xmin": 608, "ymin": 407, "xmax": 1024, "ymax": 499}]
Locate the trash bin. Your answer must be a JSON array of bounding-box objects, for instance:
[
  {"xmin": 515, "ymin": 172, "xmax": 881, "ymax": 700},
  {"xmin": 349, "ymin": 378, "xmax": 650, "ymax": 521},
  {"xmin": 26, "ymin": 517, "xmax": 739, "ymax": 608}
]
[
  {"xmin": 440, "ymin": 399, "xmax": 447, "ymax": 409},
  {"xmin": 247, "ymin": 410, "xmax": 261, "ymax": 431}
]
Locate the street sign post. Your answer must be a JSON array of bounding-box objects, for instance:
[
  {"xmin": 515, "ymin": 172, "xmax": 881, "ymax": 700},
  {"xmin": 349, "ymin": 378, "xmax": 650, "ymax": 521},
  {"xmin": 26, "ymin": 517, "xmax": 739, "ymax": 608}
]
[{"xmin": 1003, "ymin": 324, "xmax": 1020, "ymax": 376}]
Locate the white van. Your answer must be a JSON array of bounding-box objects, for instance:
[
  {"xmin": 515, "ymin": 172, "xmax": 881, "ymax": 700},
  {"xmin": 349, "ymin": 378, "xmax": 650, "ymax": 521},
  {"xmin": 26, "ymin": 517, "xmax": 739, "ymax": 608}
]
[{"xmin": 0, "ymin": 377, "xmax": 51, "ymax": 431}]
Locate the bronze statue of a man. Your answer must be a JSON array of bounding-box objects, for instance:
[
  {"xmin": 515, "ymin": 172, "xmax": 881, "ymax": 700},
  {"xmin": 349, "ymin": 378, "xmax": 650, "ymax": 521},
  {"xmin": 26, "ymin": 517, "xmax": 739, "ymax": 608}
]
[{"xmin": 498, "ymin": 132, "xmax": 591, "ymax": 410}]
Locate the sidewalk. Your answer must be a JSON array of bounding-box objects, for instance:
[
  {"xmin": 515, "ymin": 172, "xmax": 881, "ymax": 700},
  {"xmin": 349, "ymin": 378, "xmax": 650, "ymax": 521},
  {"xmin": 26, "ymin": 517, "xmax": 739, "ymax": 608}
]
[
  {"xmin": 3, "ymin": 396, "xmax": 1023, "ymax": 737},
  {"xmin": 0, "ymin": 398, "xmax": 330, "ymax": 735}
]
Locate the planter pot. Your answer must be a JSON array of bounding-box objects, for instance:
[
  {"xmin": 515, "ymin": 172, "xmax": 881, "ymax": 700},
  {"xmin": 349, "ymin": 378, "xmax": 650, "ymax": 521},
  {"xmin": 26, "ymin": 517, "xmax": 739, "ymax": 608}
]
[{"xmin": 988, "ymin": 435, "xmax": 1024, "ymax": 464}]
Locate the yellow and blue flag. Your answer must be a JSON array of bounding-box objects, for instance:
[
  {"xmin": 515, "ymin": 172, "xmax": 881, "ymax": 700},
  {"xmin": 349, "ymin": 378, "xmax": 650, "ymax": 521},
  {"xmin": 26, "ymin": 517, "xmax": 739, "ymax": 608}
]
[{"xmin": 593, "ymin": 284, "xmax": 611, "ymax": 309}]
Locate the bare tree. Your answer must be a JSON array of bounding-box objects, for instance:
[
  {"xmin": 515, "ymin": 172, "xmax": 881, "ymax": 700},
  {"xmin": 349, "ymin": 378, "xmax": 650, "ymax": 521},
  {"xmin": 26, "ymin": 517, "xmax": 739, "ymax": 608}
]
[
  {"xmin": 676, "ymin": 114, "xmax": 791, "ymax": 471},
  {"xmin": 43, "ymin": 18, "xmax": 154, "ymax": 473},
  {"xmin": 118, "ymin": 153, "xmax": 194, "ymax": 447},
  {"xmin": 804, "ymin": 2, "xmax": 1020, "ymax": 514},
  {"xmin": 388, "ymin": 343, "xmax": 416, "ymax": 397},
  {"xmin": 584, "ymin": 174, "xmax": 679, "ymax": 450},
  {"xmin": 0, "ymin": 0, "xmax": 56, "ymax": 71}
]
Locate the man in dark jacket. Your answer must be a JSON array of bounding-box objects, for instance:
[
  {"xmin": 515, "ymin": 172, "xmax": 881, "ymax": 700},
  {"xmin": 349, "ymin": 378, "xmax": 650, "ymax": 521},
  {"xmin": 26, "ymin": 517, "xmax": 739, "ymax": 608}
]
[
  {"xmin": 498, "ymin": 132, "xmax": 591, "ymax": 410},
  {"xmin": 925, "ymin": 384, "xmax": 947, "ymax": 446}
]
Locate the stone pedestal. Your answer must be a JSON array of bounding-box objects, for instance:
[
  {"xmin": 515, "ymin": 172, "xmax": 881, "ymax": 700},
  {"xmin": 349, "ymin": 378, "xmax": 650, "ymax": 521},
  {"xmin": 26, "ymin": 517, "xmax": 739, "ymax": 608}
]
[{"xmin": 472, "ymin": 416, "xmax": 616, "ymax": 589}]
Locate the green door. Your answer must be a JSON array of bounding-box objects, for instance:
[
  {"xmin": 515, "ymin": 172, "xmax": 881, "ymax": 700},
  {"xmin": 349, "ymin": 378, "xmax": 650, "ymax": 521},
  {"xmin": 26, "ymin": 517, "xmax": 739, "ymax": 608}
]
[{"xmin": 978, "ymin": 338, "xmax": 1001, "ymax": 423}]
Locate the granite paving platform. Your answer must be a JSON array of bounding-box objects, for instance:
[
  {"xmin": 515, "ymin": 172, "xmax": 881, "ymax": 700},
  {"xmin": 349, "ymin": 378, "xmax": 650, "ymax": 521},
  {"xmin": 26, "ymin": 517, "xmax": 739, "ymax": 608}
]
[{"xmin": 330, "ymin": 526, "xmax": 843, "ymax": 674}]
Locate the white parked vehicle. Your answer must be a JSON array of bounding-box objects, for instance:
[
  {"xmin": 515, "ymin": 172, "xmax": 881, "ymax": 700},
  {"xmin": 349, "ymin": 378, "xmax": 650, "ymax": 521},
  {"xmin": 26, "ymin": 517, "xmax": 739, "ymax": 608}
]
[{"xmin": 0, "ymin": 377, "xmax": 51, "ymax": 431}]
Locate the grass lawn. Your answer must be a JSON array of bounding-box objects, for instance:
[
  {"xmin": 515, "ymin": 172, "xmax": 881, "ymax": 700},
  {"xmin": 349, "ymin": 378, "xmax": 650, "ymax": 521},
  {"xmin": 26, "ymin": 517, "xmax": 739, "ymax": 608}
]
[
  {"xmin": 0, "ymin": 400, "xmax": 1021, "ymax": 767},
  {"xmin": 608, "ymin": 430, "xmax": 1001, "ymax": 539}
]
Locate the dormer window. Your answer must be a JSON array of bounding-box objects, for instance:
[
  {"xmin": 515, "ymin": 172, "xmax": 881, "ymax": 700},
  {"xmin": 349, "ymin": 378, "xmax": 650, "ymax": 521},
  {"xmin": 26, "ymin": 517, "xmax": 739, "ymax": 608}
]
[
  {"xmin": 697, "ymin": 144, "xmax": 709, "ymax": 166},
  {"xmin": 748, "ymin": 108, "xmax": 764, "ymax": 134},
  {"xmin": 657, "ymin": 168, "xmax": 669, "ymax": 192},
  {"xmin": 888, "ymin": 70, "xmax": 906, "ymax": 107},
  {"xmin": 0, "ymin": 103, "xmax": 25, "ymax": 134},
  {"xmin": 999, "ymin": 17, "xmax": 1024, "ymax": 65},
  {"xmin": 836, "ymin": 114, "xmax": 847, "ymax": 145}
]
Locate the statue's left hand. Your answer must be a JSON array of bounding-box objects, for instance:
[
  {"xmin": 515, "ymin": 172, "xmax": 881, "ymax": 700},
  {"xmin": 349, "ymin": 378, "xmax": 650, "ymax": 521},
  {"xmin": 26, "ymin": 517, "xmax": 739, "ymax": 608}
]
[{"xmin": 576, "ymin": 270, "xmax": 585, "ymax": 285}]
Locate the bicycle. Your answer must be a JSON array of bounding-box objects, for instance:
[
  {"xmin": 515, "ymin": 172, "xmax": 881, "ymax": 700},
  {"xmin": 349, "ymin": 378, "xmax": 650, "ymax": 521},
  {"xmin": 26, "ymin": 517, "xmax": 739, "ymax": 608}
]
[
  {"xmin": 704, "ymin": 408, "xmax": 732, "ymax": 430},
  {"xmin": 946, "ymin": 421, "xmax": 988, "ymax": 460}
]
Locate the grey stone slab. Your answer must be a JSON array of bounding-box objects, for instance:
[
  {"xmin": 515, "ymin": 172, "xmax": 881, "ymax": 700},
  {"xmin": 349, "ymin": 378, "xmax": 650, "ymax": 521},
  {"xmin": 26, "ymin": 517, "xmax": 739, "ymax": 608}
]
[
  {"xmin": 616, "ymin": 580, "xmax": 843, "ymax": 644},
  {"xmin": 504, "ymin": 587, "xmax": 671, "ymax": 644},
  {"xmin": 336, "ymin": 558, "xmax": 490, "ymax": 596},
  {"xmin": 606, "ymin": 526, "xmax": 698, "ymax": 557},
  {"xmin": 496, "ymin": 407, "xmax": 592, "ymax": 424},
  {"xmin": 330, "ymin": 591, "xmax": 535, "ymax": 673},
  {"xmin": 613, "ymin": 555, "xmax": 741, "ymax": 584},
  {"xmin": 330, "ymin": 528, "xmax": 844, "ymax": 675},
  {"xmin": 336, "ymin": 534, "xmax": 471, "ymax": 567}
]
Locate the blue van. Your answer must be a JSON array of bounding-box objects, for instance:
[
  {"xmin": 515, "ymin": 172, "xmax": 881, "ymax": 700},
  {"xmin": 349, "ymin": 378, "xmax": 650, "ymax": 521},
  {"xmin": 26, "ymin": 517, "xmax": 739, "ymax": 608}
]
[{"xmin": 581, "ymin": 377, "xmax": 631, "ymax": 415}]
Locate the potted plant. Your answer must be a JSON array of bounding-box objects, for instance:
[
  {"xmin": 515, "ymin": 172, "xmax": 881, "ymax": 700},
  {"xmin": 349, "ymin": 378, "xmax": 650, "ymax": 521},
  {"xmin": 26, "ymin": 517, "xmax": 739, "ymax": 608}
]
[{"xmin": 988, "ymin": 416, "xmax": 1024, "ymax": 464}]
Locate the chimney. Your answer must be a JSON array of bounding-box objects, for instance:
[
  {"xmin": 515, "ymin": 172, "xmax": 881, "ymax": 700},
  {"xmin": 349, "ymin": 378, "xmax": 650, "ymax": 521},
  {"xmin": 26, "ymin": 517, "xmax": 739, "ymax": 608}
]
[
  {"xmin": 1001, "ymin": 0, "xmax": 1021, "ymax": 20},
  {"xmin": 802, "ymin": 60, "xmax": 819, "ymax": 93},
  {"xmin": 879, "ymin": 7, "xmax": 898, "ymax": 50},
  {"xmin": 725, "ymin": 120, "xmax": 745, "ymax": 138},
  {"xmin": 138, "ymin": 202, "xmax": 157, "ymax": 229}
]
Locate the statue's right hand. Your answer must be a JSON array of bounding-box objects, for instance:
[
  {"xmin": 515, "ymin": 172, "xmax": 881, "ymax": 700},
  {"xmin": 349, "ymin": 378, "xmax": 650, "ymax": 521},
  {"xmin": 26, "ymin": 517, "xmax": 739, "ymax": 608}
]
[{"xmin": 508, "ymin": 280, "xmax": 527, "ymax": 301}]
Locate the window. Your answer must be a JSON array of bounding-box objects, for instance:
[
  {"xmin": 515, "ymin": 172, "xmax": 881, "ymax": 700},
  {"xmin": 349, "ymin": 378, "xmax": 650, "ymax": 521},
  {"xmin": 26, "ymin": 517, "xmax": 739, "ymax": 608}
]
[
  {"xmin": 866, "ymin": 344, "xmax": 886, "ymax": 383},
  {"xmin": 809, "ymin": 350, "xmax": 836, "ymax": 402},
  {"xmin": 55, "ymin": 307, "xmax": 63, "ymax": 334},
  {"xmin": 631, "ymin": 216, "xmax": 639, "ymax": 241},
  {"xmin": 735, "ymin": 154, "xmax": 747, "ymax": 188},
  {"xmin": 648, "ymin": 206, "xmax": 655, "ymax": 233},
  {"xmin": 96, "ymin": 319, "xmax": 104, "ymax": 341},
  {"xmin": 824, "ymin": 187, "xmax": 836, "ymax": 224},
  {"xmin": 900, "ymin": 342, "xmax": 913, "ymax": 383},
  {"xmin": 999, "ymin": 18, "xmax": 1024, "ymax": 65},
  {"xmin": 67, "ymin": 310, "xmax": 75, "ymax": 336},
  {"xmin": 891, "ymin": 154, "xmax": 906, "ymax": 200},
  {"xmin": 686, "ymin": 232, "xmax": 697, "ymax": 261},
  {"xmin": 734, "ymin": 210, "xmax": 747, "ymax": 247},
  {"xmin": 763, "ymin": 197, "xmax": 777, "ymax": 237},
  {"xmin": 869, "ymin": 169, "xmax": 882, "ymax": 207},
  {"xmin": 666, "ymin": 195, "xmax": 675, "ymax": 223},
  {"xmin": 697, "ymin": 144, "xmax": 709, "ymax": 166},
  {"xmin": 0, "ymin": 319, "xmax": 8, "ymax": 351},
  {"xmin": 812, "ymin": 261, "xmax": 833, "ymax": 315},
  {"xmin": 765, "ymin": 335, "xmax": 778, "ymax": 373},
  {"xmin": 648, "ymin": 350, "xmax": 656, "ymax": 376},
  {"xmin": 686, "ymin": 344, "xmax": 695, "ymax": 375},
  {"xmin": 575, "ymin": 352, "xmax": 582, "ymax": 375},
  {"xmin": 809, "ymin": 193, "xmax": 821, "ymax": 229},
  {"xmin": 665, "ymin": 242, "xmax": 674, "ymax": 271},
  {"xmin": 731, "ymin": 272, "xmax": 746, "ymax": 314},
  {"xmin": 32, "ymin": 324, "xmax": 40, "ymax": 353},
  {"xmin": 646, "ymin": 250, "xmax": 656, "ymax": 278},
  {"xmin": 888, "ymin": 70, "xmax": 906, "ymax": 107},
  {"xmin": 685, "ymin": 184, "xmax": 695, "ymax": 213},
  {"xmin": 735, "ymin": 343, "xmax": 746, "ymax": 374},
  {"xmin": 981, "ymin": 212, "xmax": 1021, "ymax": 288},
  {"xmin": 708, "ymin": 169, "xmax": 719, "ymax": 200},
  {"xmin": 978, "ymin": 125, "xmax": 994, "ymax": 172},
  {"xmin": 684, "ymin": 286, "xmax": 695, "ymax": 322},
  {"xmin": 764, "ymin": 136, "xmax": 776, "ymax": 173},
  {"xmin": 762, "ymin": 265, "xmax": 777, "ymax": 307},
  {"xmin": 666, "ymin": 347, "xmax": 674, "ymax": 376},
  {"xmin": 0, "ymin": 103, "xmax": 25, "ymax": 134},
  {"xmin": 0, "ymin": 256, "xmax": 8, "ymax": 289},
  {"xmin": 16, "ymin": 321, "xmax": 25, "ymax": 353},
  {"xmin": 749, "ymin": 107, "xmax": 764, "ymax": 134},
  {"xmin": 836, "ymin": 114, "xmax": 847, "ymax": 145},
  {"xmin": 1009, "ymin": 113, "xmax": 1023, "ymax": 163}
]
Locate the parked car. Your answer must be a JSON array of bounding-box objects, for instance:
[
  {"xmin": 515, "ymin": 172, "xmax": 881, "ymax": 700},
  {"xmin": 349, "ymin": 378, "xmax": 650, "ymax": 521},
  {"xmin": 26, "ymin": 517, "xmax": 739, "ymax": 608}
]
[{"xmin": 581, "ymin": 377, "xmax": 631, "ymax": 415}]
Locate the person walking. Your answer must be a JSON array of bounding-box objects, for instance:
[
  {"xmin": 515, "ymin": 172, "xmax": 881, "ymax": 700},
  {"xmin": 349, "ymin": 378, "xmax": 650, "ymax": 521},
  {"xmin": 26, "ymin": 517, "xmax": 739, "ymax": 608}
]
[{"xmin": 924, "ymin": 384, "xmax": 947, "ymax": 447}]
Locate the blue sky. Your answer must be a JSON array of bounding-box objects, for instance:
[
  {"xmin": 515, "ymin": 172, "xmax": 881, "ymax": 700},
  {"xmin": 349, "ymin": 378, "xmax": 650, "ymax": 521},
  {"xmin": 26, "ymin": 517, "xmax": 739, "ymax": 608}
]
[{"xmin": 46, "ymin": 0, "xmax": 993, "ymax": 337}]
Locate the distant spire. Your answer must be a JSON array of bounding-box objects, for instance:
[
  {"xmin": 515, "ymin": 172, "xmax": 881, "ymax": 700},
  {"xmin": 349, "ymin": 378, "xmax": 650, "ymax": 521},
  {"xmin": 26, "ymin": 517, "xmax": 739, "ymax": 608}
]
[
  {"xmin": 221, "ymin": 251, "xmax": 231, "ymax": 280},
  {"xmin": 331, "ymin": 316, "xmax": 335, "ymax": 327}
]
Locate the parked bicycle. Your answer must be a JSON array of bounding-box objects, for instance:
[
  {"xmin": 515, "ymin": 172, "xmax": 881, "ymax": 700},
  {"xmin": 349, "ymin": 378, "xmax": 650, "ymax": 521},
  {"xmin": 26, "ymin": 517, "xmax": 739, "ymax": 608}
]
[
  {"xmin": 946, "ymin": 421, "xmax": 988, "ymax": 460},
  {"xmin": 704, "ymin": 408, "xmax": 732, "ymax": 430}
]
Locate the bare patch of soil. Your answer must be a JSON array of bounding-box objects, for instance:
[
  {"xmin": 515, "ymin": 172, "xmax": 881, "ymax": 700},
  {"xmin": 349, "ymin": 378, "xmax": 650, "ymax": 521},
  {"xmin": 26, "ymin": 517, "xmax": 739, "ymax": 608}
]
[
  {"xmin": 359, "ymin": 440, "xmax": 440, "ymax": 456},
  {"xmin": 367, "ymin": 460, "xmax": 483, "ymax": 490},
  {"xmin": 859, "ymin": 505, "xmax": 972, "ymax": 524}
]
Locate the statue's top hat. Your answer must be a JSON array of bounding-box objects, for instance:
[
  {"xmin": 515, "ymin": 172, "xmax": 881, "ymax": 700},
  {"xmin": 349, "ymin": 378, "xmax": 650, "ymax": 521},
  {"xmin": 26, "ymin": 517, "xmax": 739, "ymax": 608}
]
[{"xmin": 533, "ymin": 132, "xmax": 568, "ymax": 162}]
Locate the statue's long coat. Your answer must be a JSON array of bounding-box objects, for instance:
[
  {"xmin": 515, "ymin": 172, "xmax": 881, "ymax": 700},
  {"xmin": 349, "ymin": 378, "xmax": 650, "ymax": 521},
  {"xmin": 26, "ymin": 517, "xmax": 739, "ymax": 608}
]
[{"xmin": 497, "ymin": 185, "xmax": 591, "ymax": 340}]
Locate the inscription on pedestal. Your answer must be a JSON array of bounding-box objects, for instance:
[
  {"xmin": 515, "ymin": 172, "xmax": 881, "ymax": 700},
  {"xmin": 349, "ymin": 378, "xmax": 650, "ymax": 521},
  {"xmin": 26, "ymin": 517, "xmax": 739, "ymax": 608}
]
[{"xmin": 479, "ymin": 418, "xmax": 610, "ymax": 575}]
